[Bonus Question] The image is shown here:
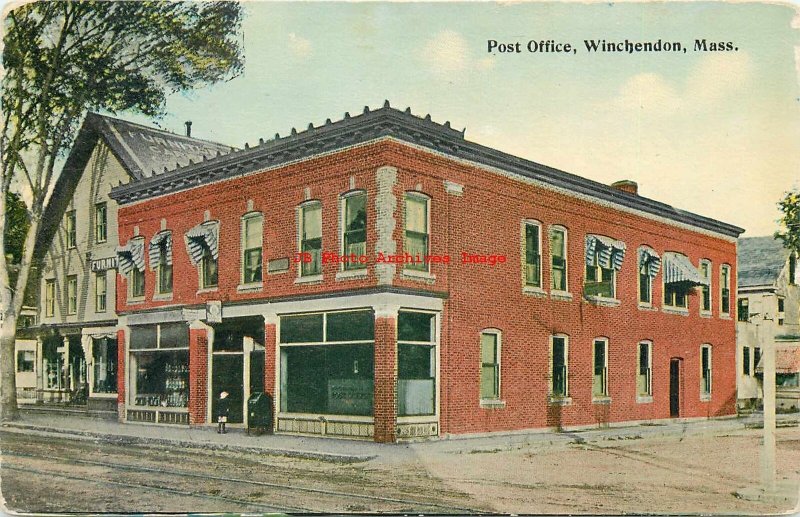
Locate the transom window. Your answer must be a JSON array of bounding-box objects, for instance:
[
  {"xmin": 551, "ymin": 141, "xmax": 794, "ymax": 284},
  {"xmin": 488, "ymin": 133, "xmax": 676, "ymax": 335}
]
[
  {"xmin": 523, "ymin": 221, "xmax": 542, "ymax": 288},
  {"xmin": 404, "ymin": 193, "xmax": 430, "ymax": 271},
  {"xmin": 299, "ymin": 201, "xmax": 322, "ymax": 276},
  {"xmin": 480, "ymin": 330, "xmax": 501, "ymax": 400},
  {"xmin": 342, "ymin": 191, "xmax": 367, "ymax": 270},
  {"xmin": 549, "ymin": 227, "xmax": 567, "ymax": 291},
  {"xmin": 241, "ymin": 213, "xmax": 263, "ymax": 284}
]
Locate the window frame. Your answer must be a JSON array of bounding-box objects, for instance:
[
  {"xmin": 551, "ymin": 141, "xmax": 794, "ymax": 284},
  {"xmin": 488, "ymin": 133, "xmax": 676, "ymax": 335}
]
[
  {"xmin": 479, "ymin": 329, "xmax": 502, "ymax": 402},
  {"xmin": 550, "ymin": 334, "xmax": 570, "ymax": 400},
  {"xmin": 549, "ymin": 226, "xmax": 568, "ymax": 293},
  {"xmin": 65, "ymin": 210, "xmax": 77, "ymax": 249},
  {"xmin": 397, "ymin": 309, "xmax": 438, "ymax": 417},
  {"xmin": 638, "ymin": 256, "xmax": 652, "ymax": 306},
  {"xmin": 584, "ymin": 254, "xmax": 616, "ymax": 299},
  {"xmin": 200, "ymin": 246, "xmax": 218, "ymax": 289},
  {"xmin": 777, "ymin": 297, "xmax": 785, "ymax": 326},
  {"xmin": 637, "ymin": 341, "xmax": 653, "ymax": 399},
  {"xmin": 298, "ymin": 200, "xmax": 323, "ymax": 277},
  {"xmin": 699, "ymin": 259, "xmax": 712, "ymax": 314},
  {"xmin": 700, "ymin": 344, "xmax": 712, "ymax": 399},
  {"xmin": 129, "ymin": 266, "xmax": 145, "ymax": 299},
  {"xmin": 720, "ymin": 265, "xmax": 731, "ymax": 316},
  {"xmin": 340, "ymin": 190, "xmax": 368, "ymax": 271},
  {"xmin": 592, "ymin": 338, "xmax": 609, "ymax": 399},
  {"xmin": 66, "ymin": 275, "xmax": 78, "ymax": 315},
  {"xmin": 156, "ymin": 238, "xmax": 173, "ymax": 295},
  {"xmin": 240, "ymin": 212, "xmax": 264, "ymax": 285},
  {"xmin": 404, "ymin": 192, "xmax": 431, "ymax": 272},
  {"xmin": 94, "ymin": 202, "xmax": 107, "ymax": 244},
  {"xmin": 45, "ymin": 279, "xmax": 55, "ymax": 317},
  {"xmin": 95, "ymin": 271, "xmax": 107, "ymax": 313},
  {"xmin": 737, "ymin": 297, "xmax": 749, "ymax": 322},
  {"xmin": 523, "ymin": 220, "xmax": 543, "ymax": 289},
  {"xmin": 743, "ymin": 346, "xmax": 751, "ymax": 376}
]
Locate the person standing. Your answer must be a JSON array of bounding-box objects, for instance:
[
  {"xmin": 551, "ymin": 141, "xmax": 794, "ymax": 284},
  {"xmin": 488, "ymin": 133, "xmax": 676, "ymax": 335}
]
[{"xmin": 216, "ymin": 391, "xmax": 230, "ymax": 434}]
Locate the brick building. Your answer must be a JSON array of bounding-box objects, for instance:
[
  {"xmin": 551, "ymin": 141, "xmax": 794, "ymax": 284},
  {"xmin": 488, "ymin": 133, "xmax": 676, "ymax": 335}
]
[{"xmin": 109, "ymin": 103, "xmax": 743, "ymax": 441}]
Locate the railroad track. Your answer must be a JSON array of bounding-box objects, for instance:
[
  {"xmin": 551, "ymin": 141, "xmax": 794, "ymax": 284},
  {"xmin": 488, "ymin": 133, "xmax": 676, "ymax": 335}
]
[{"xmin": 2, "ymin": 450, "xmax": 481, "ymax": 513}]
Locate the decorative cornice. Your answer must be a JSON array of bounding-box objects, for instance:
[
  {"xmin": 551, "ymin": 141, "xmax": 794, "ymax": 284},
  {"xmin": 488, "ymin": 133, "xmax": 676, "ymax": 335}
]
[{"xmin": 109, "ymin": 101, "xmax": 744, "ymax": 238}]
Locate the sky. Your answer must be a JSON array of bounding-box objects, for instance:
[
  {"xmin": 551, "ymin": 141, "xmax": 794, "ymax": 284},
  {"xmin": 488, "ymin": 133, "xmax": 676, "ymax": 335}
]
[{"xmin": 111, "ymin": 2, "xmax": 799, "ymax": 237}]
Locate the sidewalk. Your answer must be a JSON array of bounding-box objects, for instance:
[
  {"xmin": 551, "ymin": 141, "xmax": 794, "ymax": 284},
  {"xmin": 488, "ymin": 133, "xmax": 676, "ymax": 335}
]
[{"xmin": 3, "ymin": 410, "xmax": 799, "ymax": 462}]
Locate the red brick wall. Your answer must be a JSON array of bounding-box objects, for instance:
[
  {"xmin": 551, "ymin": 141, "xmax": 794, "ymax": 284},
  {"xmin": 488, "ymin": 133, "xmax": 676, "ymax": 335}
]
[
  {"xmin": 374, "ymin": 316, "xmax": 397, "ymax": 443},
  {"xmin": 188, "ymin": 327, "xmax": 208, "ymax": 425},
  {"xmin": 264, "ymin": 321, "xmax": 277, "ymax": 431},
  {"xmin": 116, "ymin": 139, "xmax": 738, "ymax": 437}
]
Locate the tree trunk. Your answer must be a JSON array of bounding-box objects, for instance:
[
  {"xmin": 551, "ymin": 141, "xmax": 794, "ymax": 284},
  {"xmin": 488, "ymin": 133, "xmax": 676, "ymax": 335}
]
[{"xmin": 0, "ymin": 314, "xmax": 20, "ymax": 421}]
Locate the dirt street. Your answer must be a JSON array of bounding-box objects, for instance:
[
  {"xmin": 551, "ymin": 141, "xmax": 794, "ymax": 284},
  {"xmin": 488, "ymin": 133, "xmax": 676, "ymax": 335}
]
[{"xmin": 1, "ymin": 425, "xmax": 799, "ymax": 514}]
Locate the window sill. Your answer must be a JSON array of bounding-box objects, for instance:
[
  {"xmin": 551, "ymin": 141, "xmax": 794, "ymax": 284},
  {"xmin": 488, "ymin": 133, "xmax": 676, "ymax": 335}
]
[
  {"xmin": 522, "ymin": 286, "xmax": 547, "ymax": 298},
  {"xmin": 720, "ymin": 314, "xmax": 732, "ymax": 320},
  {"xmin": 127, "ymin": 298, "xmax": 145, "ymax": 305},
  {"xmin": 584, "ymin": 295, "xmax": 621, "ymax": 307},
  {"xmin": 401, "ymin": 268, "xmax": 436, "ymax": 282},
  {"xmin": 336, "ymin": 269, "xmax": 368, "ymax": 281},
  {"xmin": 700, "ymin": 311, "xmax": 712, "ymax": 318},
  {"xmin": 550, "ymin": 290, "xmax": 573, "ymax": 302},
  {"xmin": 480, "ymin": 399, "xmax": 506, "ymax": 409},
  {"xmin": 662, "ymin": 306, "xmax": 689, "ymax": 316},
  {"xmin": 638, "ymin": 302, "xmax": 658, "ymax": 311},
  {"xmin": 700, "ymin": 394, "xmax": 711, "ymax": 402},
  {"xmin": 549, "ymin": 396, "xmax": 572, "ymax": 406},
  {"xmin": 153, "ymin": 293, "xmax": 173, "ymax": 302},
  {"xmin": 636, "ymin": 395, "xmax": 653, "ymax": 404},
  {"xmin": 196, "ymin": 287, "xmax": 219, "ymax": 295},
  {"xmin": 295, "ymin": 274, "xmax": 323, "ymax": 284},
  {"xmin": 237, "ymin": 283, "xmax": 263, "ymax": 293},
  {"xmin": 592, "ymin": 396, "xmax": 612, "ymax": 405}
]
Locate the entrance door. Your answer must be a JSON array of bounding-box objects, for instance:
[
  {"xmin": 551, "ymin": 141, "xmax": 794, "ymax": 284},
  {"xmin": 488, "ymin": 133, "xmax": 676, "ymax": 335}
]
[
  {"xmin": 212, "ymin": 354, "xmax": 244, "ymax": 423},
  {"xmin": 669, "ymin": 358, "xmax": 681, "ymax": 417}
]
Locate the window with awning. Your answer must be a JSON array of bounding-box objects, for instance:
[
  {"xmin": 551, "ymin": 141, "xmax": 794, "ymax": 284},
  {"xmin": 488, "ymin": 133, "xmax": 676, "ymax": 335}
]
[
  {"xmin": 662, "ymin": 252, "xmax": 707, "ymax": 308},
  {"xmin": 638, "ymin": 246, "xmax": 661, "ymax": 304},
  {"xmin": 184, "ymin": 221, "xmax": 219, "ymax": 265},
  {"xmin": 116, "ymin": 239, "xmax": 146, "ymax": 275},
  {"xmin": 584, "ymin": 234, "xmax": 626, "ymax": 298},
  {"xmin": 148, "ymin": 231, "xmax": 173, "ymax": 270}
]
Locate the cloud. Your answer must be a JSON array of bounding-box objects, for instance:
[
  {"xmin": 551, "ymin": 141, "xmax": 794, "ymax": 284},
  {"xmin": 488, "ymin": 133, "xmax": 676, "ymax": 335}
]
[
  {"xmin": 287, "ymin": 32, "xmax": 312, "ymax": 58},
  {"xmin": 420, "ymin": 30, "xmax": 494, "ymax": 76}
]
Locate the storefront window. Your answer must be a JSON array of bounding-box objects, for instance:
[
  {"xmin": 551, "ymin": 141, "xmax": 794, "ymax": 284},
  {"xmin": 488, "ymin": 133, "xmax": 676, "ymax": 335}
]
[
  {"xmin": 92, "ymin": 337, "xmax": 117, "ymax": 393},
  {"xmin": 279, "ymin": 310, "xmax": 374, "ymax": 416},
  {"xmin": 130, "ymin": 323, "xmax": 189, "ymax": 408},
  {"xmin": 398, "ymin": 311, "xmax": 436, "ymax": 416}
]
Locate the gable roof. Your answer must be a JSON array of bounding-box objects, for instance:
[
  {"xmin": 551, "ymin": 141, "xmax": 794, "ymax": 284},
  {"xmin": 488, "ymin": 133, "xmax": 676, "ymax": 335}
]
[
  {"xmin": 33, "ymin": 112, "xmax": 233, "ymax": 262},
  {"xmin": 738, "ymin": 235, "xmax": 791, "ymax": 288},
  {"xmin": 109, "ymin": 102, "xmax": 744, "ymax": 239}
]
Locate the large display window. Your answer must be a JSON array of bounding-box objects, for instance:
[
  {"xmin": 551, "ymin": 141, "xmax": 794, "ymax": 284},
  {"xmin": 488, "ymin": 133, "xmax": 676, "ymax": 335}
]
[
  {"xmin": 279, "ymin": 309, "xmax": 374, "ymax": 416},
  {"xmin": 129, "ymin": 323, "xmax": 189, "ymax": 408},
  {"xmin": 397, "ymin": 311, "xmax": 436, "ymax": 416},
  {"xmin": 92, "ymin": 337, "xmax": 117, "ymax": 394}
]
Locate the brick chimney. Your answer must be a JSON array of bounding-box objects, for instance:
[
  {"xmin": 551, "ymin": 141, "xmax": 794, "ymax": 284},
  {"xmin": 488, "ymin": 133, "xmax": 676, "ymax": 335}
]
[{"xmin": 611, "ymin": 180, "xmax": 638, "ymax": 195}]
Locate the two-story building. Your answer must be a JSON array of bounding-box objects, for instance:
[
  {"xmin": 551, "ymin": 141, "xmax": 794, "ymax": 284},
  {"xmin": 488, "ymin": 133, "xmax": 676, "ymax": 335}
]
[
  {"xmin": 26, "ymin": 112, "xmax": 231, "ymax": 413},
  {"xmin": 737, "ymin": 236, "xmax": 800, "ymax": 410},
  {"xmin": 109, "ymin": 102, "xmax": 743, "ymax": 441}
]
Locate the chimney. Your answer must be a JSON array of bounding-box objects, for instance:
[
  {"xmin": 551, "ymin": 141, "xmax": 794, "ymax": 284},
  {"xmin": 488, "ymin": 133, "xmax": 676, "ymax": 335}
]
[
  {"xmin": 184, "ymin": 121, "xmax": 192, "ymax": 137},
  {"xmin": 611, "ymin": 180, "xmax": 638, "ymax": 195}
]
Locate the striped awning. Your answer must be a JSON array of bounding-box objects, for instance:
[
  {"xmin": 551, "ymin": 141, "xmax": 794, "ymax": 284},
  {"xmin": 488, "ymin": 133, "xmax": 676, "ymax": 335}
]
[
  {"xmin": 663, "ymin": 252, "xmax": 708, "ymax": 286},
  {"xmin": 184, "ymin": 221, "xmax": 219, "ymax": 265},
  {"xmin": 116, "ymin": 239, "xmax": 145, "ymax": 275},
  {"xmin": 638, "ymin": 246, "xmax": 661, "ymax": 278},
  {"xmin": 148, "ymin": 231, "xmax": 173, "ymax": 270},
  {"xmin": 585, "ymin": 234, "xmax": 626, "ymax": 271}
]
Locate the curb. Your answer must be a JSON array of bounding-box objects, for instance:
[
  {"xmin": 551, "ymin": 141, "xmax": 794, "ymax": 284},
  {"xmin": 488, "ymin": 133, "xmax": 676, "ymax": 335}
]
[{"xmin": 0, "ymin": 423, "xmax": 375, "ymax": 464}]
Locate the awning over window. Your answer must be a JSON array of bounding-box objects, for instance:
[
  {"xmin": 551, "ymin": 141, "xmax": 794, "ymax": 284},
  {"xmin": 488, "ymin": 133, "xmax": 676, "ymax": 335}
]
[
  {"xmin": 585, "ymin": 234, "xmax": 626, "ymax": 271},
  {"xmin": 148, "ymin": 231, "xmax": 173, "ymax": 271},
  {"xmin": 116, "ymin": 239, "xmax": 145, "ymax": 275},
  {"xmin": 184, "ymin": 221, "xmax": 219, "ymax": 265},
  {"xmin": 638, "ymin": 246, "xmax": 661, "ymax": 278},
  {"xmin": 663, "ymin": 252, "xmax": 707, "ymax": 286}
]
